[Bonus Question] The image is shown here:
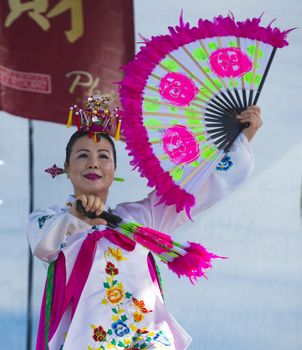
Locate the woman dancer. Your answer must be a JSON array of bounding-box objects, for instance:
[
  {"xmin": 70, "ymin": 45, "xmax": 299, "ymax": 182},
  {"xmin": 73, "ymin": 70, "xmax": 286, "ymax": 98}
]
[{"xmin": 28, "ymin": 96, "xmax": 262, "ymax": 349}]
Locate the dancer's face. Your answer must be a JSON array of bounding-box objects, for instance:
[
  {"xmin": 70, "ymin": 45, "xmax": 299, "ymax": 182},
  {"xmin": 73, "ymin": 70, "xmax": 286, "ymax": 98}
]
[{"xmin": 66, "ymin": 136, "xmax": 115, "ymax": 199}]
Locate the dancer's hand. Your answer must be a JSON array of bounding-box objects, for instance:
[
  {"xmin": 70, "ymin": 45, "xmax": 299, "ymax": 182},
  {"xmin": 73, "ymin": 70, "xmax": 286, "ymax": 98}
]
[
  {"xmin": 237, "ymin": 106, "xmax": 263, "ymax": 142},
  {"xmin": 69, "ymin": 194, "xmax": 107, "ymax": 226}
]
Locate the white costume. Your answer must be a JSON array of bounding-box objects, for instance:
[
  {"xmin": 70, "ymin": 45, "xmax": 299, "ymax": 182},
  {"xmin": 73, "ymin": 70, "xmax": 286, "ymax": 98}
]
[{"xmin": 28, "ymin": 134, "xmax": 253, "ymax": 350}]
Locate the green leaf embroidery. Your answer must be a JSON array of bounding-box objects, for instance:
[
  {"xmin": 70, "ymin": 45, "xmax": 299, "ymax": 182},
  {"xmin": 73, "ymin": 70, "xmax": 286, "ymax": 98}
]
[
  {"xmin": 103, "ymin": 282, "xmax": 110, "ymax": 289},
  {"xmin": 121, "ymin": 315, "xmax": 128, "ymax": 322}
]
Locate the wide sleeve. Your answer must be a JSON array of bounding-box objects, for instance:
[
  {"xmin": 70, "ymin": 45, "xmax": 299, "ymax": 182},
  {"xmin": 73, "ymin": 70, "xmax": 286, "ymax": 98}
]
[
  {"xmin": 114, "ymin": 133, "xmax": 254, "ymax": 234},
  {"xmin": 27, "ymin": 206, "xmax": 91, "ymax": 262}
]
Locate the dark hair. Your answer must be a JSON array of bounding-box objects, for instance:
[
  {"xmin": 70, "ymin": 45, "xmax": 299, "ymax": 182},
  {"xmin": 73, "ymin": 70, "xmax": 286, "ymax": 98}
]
[{"xmin": 65, "ymin": 131, "xmax": 117, "ymax": 168}]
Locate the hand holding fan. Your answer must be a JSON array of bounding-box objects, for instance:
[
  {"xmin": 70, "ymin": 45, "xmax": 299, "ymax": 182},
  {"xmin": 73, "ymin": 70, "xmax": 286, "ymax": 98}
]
[
  {"xmin": 77, "ymin": 200, "xmax": 223, "ymax": 283},
  {"xmin": 119, "ymin": 14, "xmax": 291, "ymax": 215}
]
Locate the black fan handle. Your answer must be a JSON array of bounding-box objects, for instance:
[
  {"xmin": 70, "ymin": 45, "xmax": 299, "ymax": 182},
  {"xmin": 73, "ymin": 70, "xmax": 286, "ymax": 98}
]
[{"xmin": 76, "ymin": 200, "xmax": 123, "ymax": 228}]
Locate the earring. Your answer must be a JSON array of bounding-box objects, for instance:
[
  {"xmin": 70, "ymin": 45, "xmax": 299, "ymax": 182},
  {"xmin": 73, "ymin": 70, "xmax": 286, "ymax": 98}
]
[{"xmin": 113, "ymin": 177, "xmax": 125, "ymax": 182}]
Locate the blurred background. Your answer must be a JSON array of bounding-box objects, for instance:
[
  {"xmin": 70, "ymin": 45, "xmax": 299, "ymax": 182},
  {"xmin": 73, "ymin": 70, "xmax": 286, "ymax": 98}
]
[{"xmin": 0, "ymin": 0, "xmax": 301, "ymax": 349}]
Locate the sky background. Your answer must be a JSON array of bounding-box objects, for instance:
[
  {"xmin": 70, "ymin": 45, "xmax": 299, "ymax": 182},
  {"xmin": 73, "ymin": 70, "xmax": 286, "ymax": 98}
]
[{"xmin": 0, "ymin": 0, "xmax": 301, "ymax": 349}]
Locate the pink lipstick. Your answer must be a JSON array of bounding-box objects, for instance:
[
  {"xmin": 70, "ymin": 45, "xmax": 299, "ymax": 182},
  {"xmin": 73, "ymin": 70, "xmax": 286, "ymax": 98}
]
[{"xmin": 84, "ymin": 173, "xmax": 102, "ymax": 181}]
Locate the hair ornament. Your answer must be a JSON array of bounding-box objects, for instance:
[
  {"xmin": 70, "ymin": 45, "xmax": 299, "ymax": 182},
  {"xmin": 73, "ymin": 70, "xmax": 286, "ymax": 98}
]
[
  {"xmin": 67, "ymin": 95, "xmax": 122, "ymax": 142},
  {"xmin": 44, "ymin": 164, "xmax": 64, "ymax": 178}
]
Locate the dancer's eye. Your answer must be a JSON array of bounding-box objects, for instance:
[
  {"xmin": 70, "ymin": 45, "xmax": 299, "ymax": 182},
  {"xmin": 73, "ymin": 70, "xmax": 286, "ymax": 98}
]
[
  {"xmin": 78, "ymin": 153, "xmax": 88, "ymax": 158},
  {"xmin": 99, "ymin": 154, "xmax": 109, "ymax": 159}
]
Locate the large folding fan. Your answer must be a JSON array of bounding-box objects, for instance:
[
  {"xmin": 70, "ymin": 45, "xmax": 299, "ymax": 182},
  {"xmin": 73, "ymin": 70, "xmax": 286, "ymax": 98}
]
[{"xmin": 119, "ymin": 14, "xmax": 290, "ymax": 215}]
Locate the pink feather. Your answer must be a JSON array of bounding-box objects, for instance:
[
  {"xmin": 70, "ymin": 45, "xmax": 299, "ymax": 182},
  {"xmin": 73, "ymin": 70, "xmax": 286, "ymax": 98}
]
[{"xmin": 167, "ymin": 242, "xmax": 226, "ymax": 284}]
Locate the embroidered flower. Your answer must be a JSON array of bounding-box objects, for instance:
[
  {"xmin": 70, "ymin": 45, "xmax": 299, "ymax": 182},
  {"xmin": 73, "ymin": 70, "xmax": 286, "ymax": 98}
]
[
  {"xmin": 132, "ymin": 297, "xmax": 152, "ymax": 314},
  {"xmin": 133, "ymin": 311, "xmax": 144, "ymax": 322},
  {"xmin": 154, "ymin": 331, "xmax": 171, "ymax": 346},
  {"xmin": 216, "ymin": 155, "xmax": 233, "ymax": 171},
  {"xmin": 106, "ymin": 286, "xmax": 125, "ymax": 304},
  {"xmin": 105, "ymin": 262, "xmax": 119, "ymax": 276},
  {"xmin": 107, "ymin": 247, "xmax": 128, "ymax": 261},
  {"xmin": 137, "ymin": 328, "xmax": 149, "ymax": 335},
  {"xmin": 124, "ymin": 338, "xmax": 132, "ymax": 346},
  {"xmin": 92, "ymin": 325, "xmax": 106, "ymax": 342},
  {"xmin": 112, "ymin": 320, "xmax": 130, "ymax": 337}
]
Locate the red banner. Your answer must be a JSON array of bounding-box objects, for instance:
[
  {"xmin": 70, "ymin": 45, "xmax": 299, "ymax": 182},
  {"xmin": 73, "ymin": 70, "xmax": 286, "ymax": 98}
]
[{"xmin": 0, "ymin": 0, "xmax": 134, "ymax": 124}]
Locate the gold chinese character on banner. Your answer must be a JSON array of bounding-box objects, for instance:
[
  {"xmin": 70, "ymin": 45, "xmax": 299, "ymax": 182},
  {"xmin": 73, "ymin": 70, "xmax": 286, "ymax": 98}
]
[
  {"xmin": 5, "ymin": 0, "xmax": 50, "ymax": 30},
  {"xmin": 47, "ymin": 0, "xmax": 84, "ymax": 43},
  {"xmin": 5, "ymin": 0, "xmax": 84, "ymax": 43}
]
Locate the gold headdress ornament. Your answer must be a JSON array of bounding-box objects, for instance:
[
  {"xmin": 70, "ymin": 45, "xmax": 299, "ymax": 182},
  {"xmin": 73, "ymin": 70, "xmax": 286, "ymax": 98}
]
[{"xmin": 67, "ymin": 95, "xmax": 122, "ymax": 142}]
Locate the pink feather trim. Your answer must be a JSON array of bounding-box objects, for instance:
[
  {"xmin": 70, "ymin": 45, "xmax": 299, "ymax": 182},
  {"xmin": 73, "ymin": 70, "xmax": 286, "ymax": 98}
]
[
  {"xmin": 119, "ymin": 14, "xmax": 291, "ymax": 215},
  {"xmin": 167, "ymin": 242, "xmax": 226, "ymax": 284}
]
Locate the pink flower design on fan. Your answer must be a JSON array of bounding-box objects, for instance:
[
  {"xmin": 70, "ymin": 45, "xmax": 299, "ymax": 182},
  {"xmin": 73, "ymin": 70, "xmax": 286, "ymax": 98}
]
[
  {"xmin": 159, "ymin": 72, "xmax": 198, "ymax": 106},
  {"xmin": 209, "ymin": 47, "xmax": 252, "ymax": 78},
  {"xmin": 162, "ymin": 125, "xmax": 200, "ymax": 165}
]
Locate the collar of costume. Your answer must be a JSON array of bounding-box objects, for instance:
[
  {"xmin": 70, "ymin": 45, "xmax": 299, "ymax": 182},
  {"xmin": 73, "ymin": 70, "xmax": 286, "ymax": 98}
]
[
  {"xmin": 67, "ymin": 95, "xmax": 122, "ymax": 142},
  {"xmin": 36, "ymin": 225, "xmax": 135, "ymax": 349}
]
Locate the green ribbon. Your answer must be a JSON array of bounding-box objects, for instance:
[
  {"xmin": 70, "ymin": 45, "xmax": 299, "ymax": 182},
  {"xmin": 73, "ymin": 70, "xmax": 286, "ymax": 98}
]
[
  {"xmin": 45, "ymin": 261, "xmax": 55, "ymax": 350},
  {"xmin": 154, "ymin": 259, "xmax": 164, "ymax": 301}
]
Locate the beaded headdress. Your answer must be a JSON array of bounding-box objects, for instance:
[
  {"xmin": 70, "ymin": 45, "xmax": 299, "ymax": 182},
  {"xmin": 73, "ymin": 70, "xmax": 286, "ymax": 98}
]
[
  {"xmin": 67, "ymin": 95, "xmax": 122, "ymax": 142},
  {"xmin": 44, "ymin": 95, "xmax": 124, "ymax": 179}
]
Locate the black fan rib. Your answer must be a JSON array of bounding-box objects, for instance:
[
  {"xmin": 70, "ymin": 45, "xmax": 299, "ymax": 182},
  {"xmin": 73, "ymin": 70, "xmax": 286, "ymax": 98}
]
[{"xmin": 204, "ymin": 93, "xmax": 246, "ymax": 151}]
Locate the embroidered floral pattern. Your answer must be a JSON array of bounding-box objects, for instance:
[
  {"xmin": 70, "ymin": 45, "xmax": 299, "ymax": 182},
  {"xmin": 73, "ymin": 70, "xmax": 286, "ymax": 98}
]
[
  {"xmin": 106, "ymin": 285, "xmax": 125, "ymax": 304},
  {"xmin": 105, "ymin": 262, "xmax": 119, "ymax": 276},
  {"xmin": 216, "ymin": 154, "xmax": 233, "ymax": 171},
  {"xmin": 106, "ymin": 247, "xmax": 128, "ymax": 261},
  {"xmin": 132, "ymin": 298, "xmax": 152, "ymax": 323},
  {"xmin": 154, "ymin": 330, "xmax": 172, "ymax": 346},
  {"xmin": 133, "ymin": 311, "xmax": 144, "ymax": 322},
  {"xmin": 92, "ymin": 325, "xmax": 107, "ymax": 342},
  {"xmin": 112, "ymin": 320, "xmax": 130, "ymax": 337},
  {"xmin": 38, "ymin": 215, "xmax": 54, "ymax": 229},
  {"xmin": 88, "ymin": 246, "xmax": 173, "ymax": 349}
]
